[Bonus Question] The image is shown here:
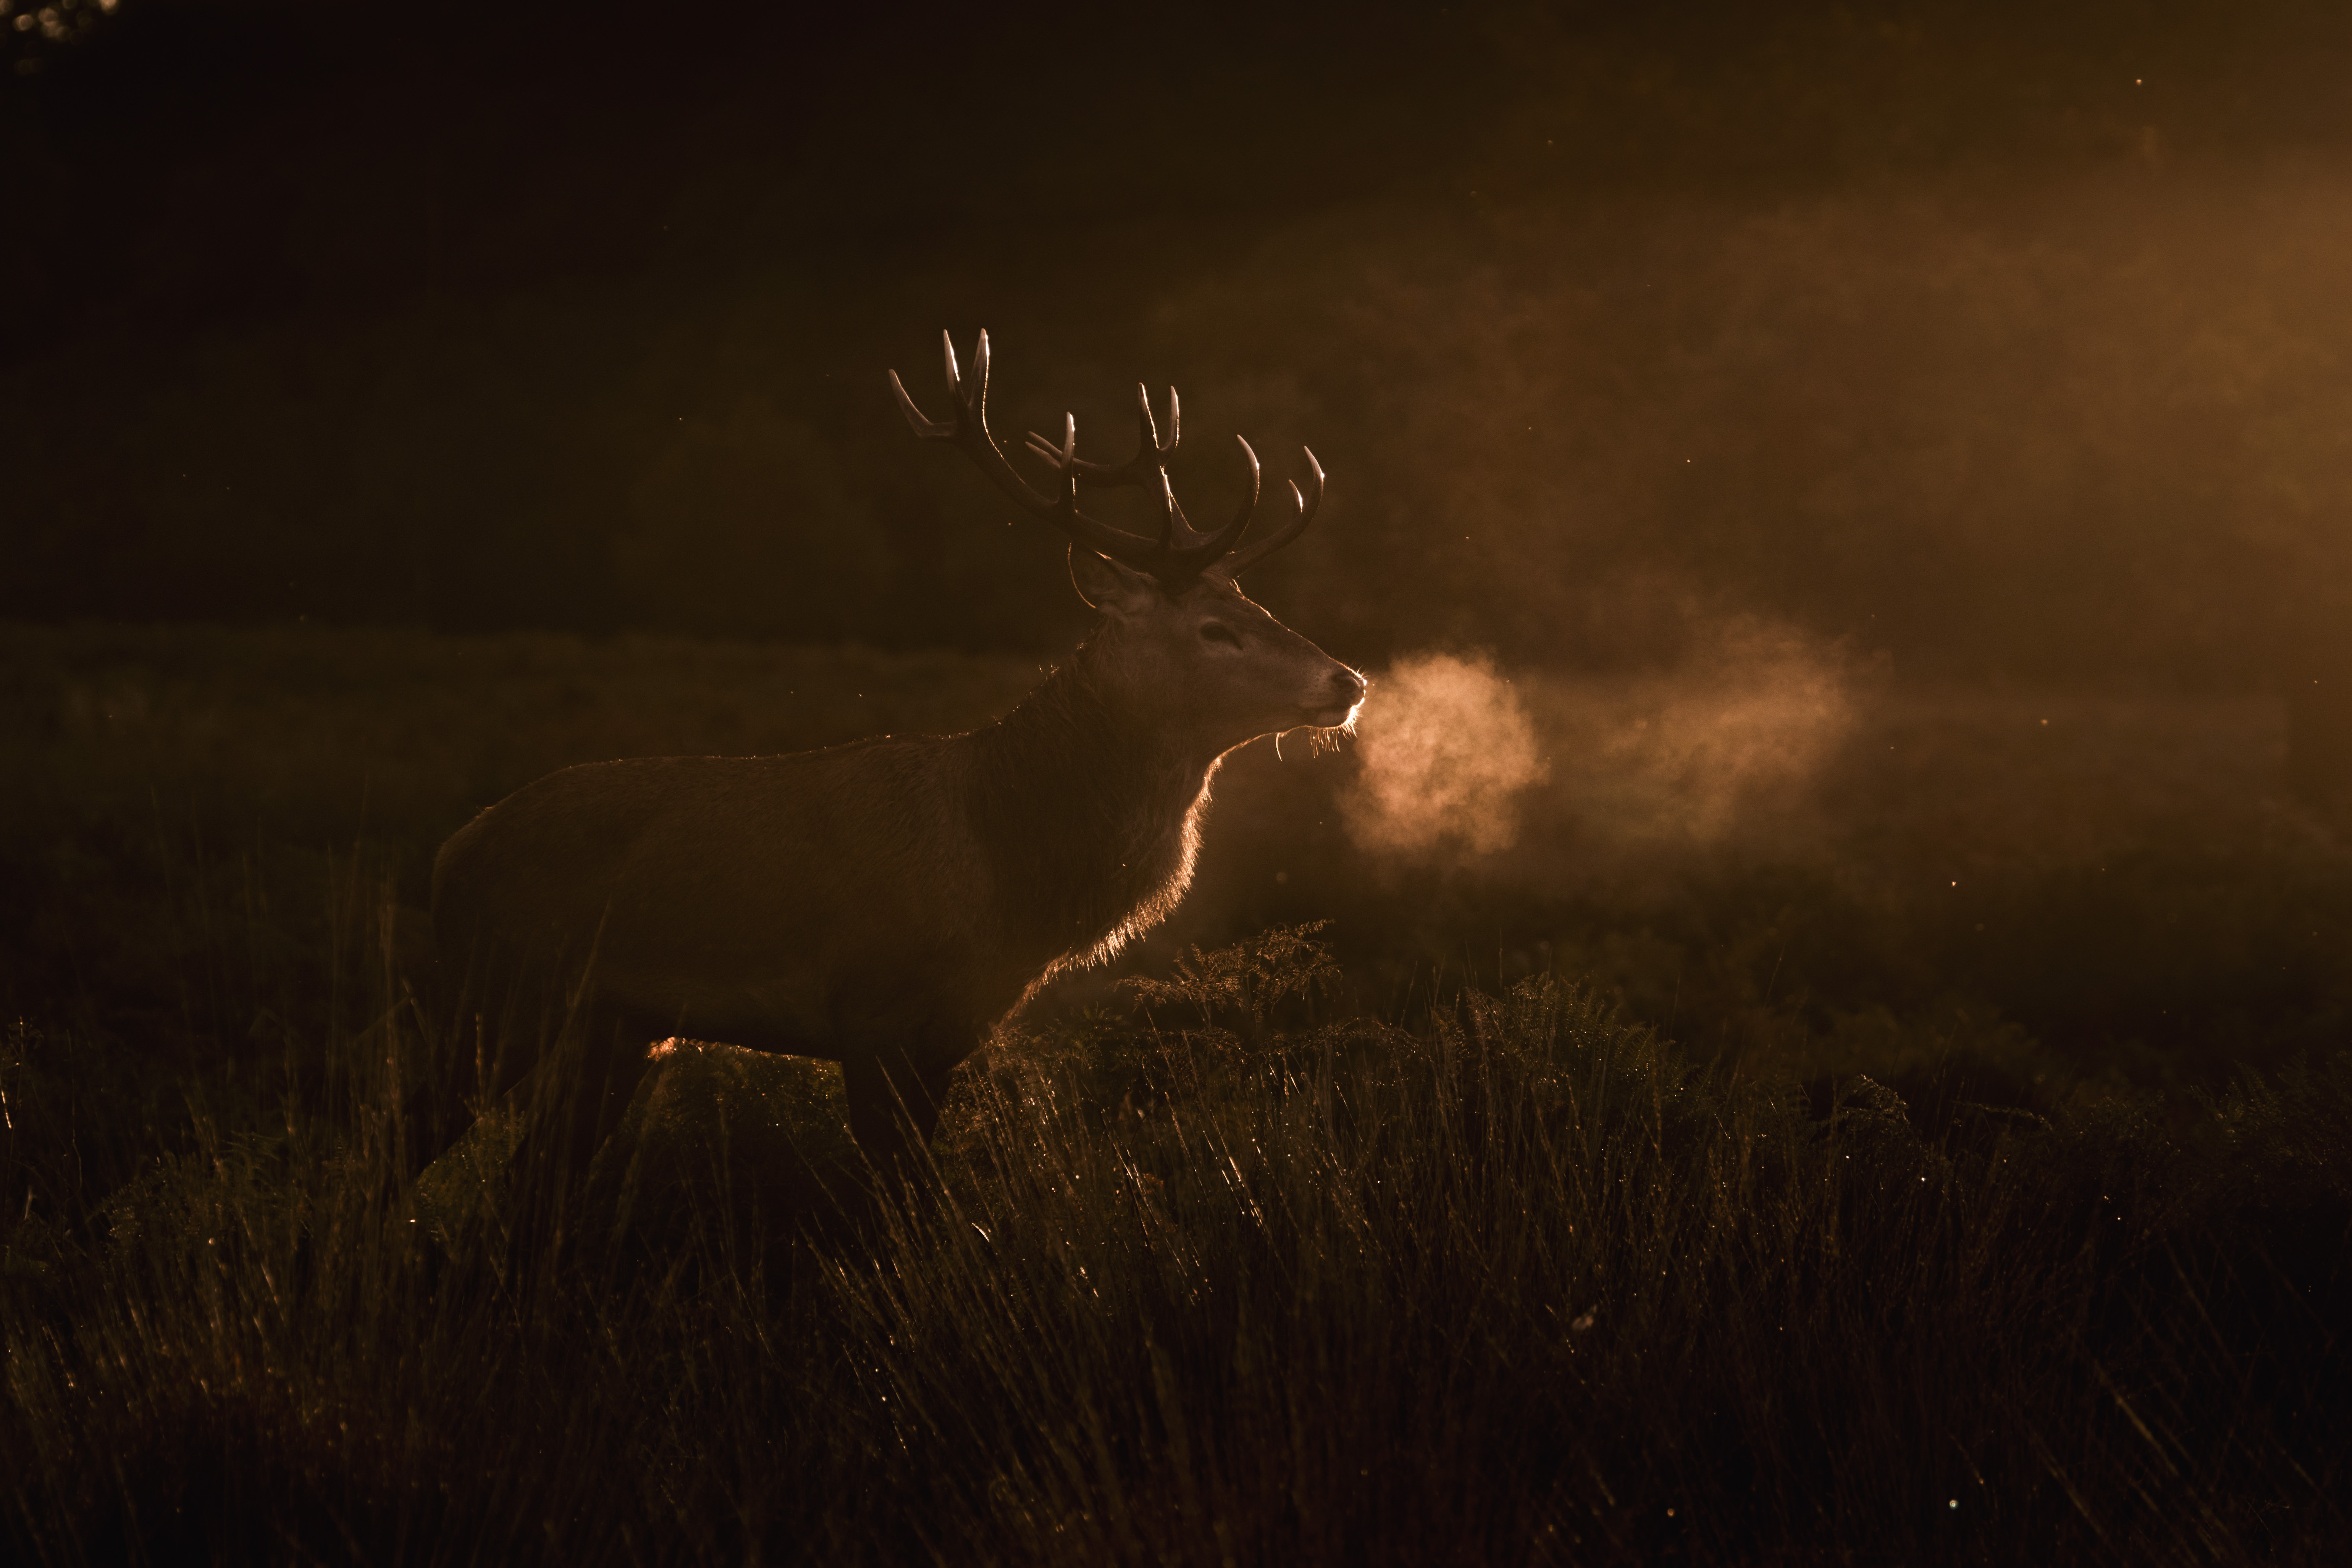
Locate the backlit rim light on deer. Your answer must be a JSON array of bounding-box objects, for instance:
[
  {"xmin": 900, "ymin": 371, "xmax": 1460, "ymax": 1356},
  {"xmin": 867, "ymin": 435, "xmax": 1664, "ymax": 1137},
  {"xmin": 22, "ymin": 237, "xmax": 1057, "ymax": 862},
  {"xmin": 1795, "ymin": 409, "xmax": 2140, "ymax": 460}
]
[{"xmin": 429, "ymin": 328, "xmax": 1363, "ymax": 1187}]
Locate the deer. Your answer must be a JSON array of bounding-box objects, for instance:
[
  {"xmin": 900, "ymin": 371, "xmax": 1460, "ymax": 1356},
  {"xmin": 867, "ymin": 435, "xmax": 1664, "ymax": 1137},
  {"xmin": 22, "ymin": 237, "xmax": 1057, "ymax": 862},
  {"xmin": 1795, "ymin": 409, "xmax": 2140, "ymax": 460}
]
[{"xmin": 430, "ymin": 330, "xmax": 1366, "ymax": 1187}]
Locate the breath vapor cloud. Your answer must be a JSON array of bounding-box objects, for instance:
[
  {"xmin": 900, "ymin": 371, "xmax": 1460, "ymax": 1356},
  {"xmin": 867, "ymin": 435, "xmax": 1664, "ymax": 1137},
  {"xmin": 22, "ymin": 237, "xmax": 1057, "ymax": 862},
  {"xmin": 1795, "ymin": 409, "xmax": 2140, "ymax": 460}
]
[
  {"xmin": 1341, "ymin": 624, "xmax": 1856, "ymax": 871},
  {"xmin": 1343, "ymin": 651, "xmax": 1548, "ymax": 856}
]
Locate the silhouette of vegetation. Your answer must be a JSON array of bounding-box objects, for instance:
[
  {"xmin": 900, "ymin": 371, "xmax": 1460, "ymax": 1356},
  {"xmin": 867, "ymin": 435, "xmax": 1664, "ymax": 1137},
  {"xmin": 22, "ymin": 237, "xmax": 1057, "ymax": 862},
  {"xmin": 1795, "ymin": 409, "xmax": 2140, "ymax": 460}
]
[{"xmin": 5, "ymin": 901, "xmax": 2347, "ymax": 1563}]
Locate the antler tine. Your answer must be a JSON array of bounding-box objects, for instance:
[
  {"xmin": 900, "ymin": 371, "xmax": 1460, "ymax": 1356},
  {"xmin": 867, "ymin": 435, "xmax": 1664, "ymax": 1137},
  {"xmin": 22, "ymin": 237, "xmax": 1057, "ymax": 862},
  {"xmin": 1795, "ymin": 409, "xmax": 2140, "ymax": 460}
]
[
  {"xmin": 1024, "ymin": 383, "xmax": 1181, "ymax": 490},
  {"xmin": 1143, "ymin": 432, "xmax": 1260, "ymax": 581},
  {"xmin": 1020, "ymin": 413, "xmax": 1077, "ymax": 472},
  {"xmin": 890, "ymin": 331, "xmax": 1155, "ymax": 566},
  {"xmin": 1217, "ymin": 446, "xmax": 1324, "ymax": 579},
  {"xmin": 887, "ymin": 329, "xmax": 960, "ymax": 440},
  {"xmin": 887, "ymin": 370, "xmax": 953, "ymax": 440},
  {"xmin": 1009, "ymin": 408, "xmax": 1182, "ymax": 565},
  {"xmin": 942, "ymin": 330, "xmax": 1042, "ymax": 512},
  {"xmin": 892, "ymin": 332, "xmax": 1308, "ymax": 589},
  {"xmin": 1202, "ymin": 433, "xmax": 1262, "ymax": 549}
]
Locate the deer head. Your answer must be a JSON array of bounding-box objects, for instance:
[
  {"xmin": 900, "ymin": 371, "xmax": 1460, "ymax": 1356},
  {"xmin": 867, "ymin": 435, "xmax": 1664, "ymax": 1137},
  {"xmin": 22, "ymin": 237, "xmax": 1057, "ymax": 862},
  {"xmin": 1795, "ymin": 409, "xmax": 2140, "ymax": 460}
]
[{"xmin": 890, "ymin": 331, "xmax": 1365, "ymax": 755}]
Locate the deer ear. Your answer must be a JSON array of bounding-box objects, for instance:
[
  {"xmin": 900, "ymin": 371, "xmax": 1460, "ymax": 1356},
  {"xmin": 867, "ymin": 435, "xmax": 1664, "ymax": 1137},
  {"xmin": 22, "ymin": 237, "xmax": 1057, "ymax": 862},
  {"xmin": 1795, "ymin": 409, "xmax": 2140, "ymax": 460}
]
[{"xmin": 1068, "ymin": 546, "xmax": 1160, "ymax": 621}]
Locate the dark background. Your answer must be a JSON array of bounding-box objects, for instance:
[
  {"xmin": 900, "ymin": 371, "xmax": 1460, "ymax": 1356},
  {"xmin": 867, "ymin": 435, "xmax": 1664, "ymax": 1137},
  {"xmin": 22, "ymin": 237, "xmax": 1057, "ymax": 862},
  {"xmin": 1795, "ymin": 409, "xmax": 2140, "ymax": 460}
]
[{"xmin": 8, "ymin": 0, "xmax": 2352, "ymax": 682}]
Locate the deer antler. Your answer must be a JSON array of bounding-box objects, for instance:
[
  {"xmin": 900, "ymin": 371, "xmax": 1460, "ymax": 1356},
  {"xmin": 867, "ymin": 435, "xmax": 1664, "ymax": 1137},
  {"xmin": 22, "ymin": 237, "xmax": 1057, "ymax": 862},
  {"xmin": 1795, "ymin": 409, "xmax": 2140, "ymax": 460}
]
[
  {"xmin": 890, "ymin": 330, "xmax": 1322, "ymax": 588},
  {"xmin": 1216, "ymin": 446, "xmax": 1324, "ymax": 581},
  {"xmin": 1027, "ymin": 380, "xmax": 1178, "ymax": 491}
]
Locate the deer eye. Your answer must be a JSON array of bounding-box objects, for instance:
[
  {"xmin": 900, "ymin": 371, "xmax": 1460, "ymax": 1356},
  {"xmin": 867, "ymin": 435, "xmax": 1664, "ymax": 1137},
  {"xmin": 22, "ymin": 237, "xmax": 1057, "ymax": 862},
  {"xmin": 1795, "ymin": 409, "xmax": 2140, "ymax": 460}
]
[{"xmin": 1199, "ymin": 622, "xmax": 1243, "ymax": 651}]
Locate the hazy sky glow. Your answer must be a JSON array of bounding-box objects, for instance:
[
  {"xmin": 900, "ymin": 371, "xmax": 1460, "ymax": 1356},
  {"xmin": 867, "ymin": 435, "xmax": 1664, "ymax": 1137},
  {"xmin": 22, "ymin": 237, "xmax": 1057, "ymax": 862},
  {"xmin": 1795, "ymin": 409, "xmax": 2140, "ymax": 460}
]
[{"xmin": 5, "ymin": 2, "xmax": 2350, "ymax": 688}]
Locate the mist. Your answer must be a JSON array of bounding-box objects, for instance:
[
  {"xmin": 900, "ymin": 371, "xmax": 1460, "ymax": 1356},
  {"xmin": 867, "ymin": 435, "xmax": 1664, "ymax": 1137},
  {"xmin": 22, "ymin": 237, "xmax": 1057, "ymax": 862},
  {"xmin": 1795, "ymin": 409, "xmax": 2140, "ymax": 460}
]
[
  {"xmin": 1343, "ymin": 651, "xmax": 1548, "ymax": 857},
  {"xmin": 1343, "ymin": 622, "xmax": 1853, "ymax": 877},
  {"xmin": 8, "ymin": 3, "xmax": 2352, "ymax": 694},
  {"xmin": 1140, "ymin": 162, "xmax": 2352, "ymax": 688},
  {"xmin": 1530, "ymin": 619, "xmax": 1856, "ymax": 848}
]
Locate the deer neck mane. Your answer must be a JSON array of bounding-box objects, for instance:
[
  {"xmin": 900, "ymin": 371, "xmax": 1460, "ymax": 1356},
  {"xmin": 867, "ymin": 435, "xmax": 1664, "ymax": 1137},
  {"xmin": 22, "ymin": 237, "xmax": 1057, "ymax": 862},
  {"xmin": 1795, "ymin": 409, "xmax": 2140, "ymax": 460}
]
[{"xmin": 967, "ymin": 639, "xmax": 1223, "ymax": 977}]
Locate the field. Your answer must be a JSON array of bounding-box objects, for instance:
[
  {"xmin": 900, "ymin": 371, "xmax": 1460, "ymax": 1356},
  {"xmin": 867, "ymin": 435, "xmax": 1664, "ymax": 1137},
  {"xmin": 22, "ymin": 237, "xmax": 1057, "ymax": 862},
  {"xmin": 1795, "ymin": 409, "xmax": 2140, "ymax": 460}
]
[{"xmin": 4, "ymin": 620, "xmax": 2349, "ymax": 1564}]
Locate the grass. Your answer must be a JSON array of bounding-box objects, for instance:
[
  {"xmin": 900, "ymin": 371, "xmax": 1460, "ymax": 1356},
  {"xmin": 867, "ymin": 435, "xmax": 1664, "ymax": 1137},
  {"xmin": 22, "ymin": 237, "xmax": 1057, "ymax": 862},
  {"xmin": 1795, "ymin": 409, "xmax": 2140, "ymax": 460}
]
[
  {"xmin": 5, "ymin": 917, "xmax": 2347, "ymax": 1564},
  {"xmin": 3, "ymin": 619, "xmax": 2350, "ymax": 1562}
]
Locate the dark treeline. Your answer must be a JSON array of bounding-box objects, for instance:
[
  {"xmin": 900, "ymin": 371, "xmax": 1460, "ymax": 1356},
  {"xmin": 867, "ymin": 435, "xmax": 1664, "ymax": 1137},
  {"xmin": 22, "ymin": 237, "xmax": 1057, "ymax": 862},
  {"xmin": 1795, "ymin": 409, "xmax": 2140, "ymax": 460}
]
[{"xmin": 7, "ymin": 0, "xmax": 2352, "ymax": 680}]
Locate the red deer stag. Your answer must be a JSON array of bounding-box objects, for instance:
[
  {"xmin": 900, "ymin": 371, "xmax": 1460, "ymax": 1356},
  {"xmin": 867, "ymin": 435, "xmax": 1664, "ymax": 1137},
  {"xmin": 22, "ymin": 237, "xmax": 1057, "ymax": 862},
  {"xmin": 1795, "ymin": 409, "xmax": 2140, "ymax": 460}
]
[{"xmin": 431, "ymin": 331, "xmax": 1365, "ymax": 1181}]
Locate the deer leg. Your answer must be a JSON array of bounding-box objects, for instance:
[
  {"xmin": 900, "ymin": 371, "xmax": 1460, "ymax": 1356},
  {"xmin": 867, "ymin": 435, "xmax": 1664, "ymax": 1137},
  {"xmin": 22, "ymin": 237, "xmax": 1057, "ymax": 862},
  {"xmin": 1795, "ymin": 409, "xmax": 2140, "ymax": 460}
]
[
  {"xmin": 572, "ymin": 1014, "xmax": 661, "ymax": 1158},
  {"xmin": 502, "ymin": 1006, "xmax": 662, "ymax": 1190},
  {"xmin": 843, "ymin": 1045, "xmax": 959, "ymax": 1184}
]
